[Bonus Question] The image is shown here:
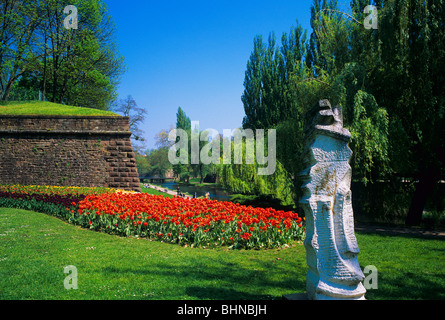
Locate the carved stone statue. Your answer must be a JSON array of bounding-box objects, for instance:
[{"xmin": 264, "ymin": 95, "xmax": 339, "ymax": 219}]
[{"xmin": 299, "ymin": 99, "xmax": 366, "ymax": 300}]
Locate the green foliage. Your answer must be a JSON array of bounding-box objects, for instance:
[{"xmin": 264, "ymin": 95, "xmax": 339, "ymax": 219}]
[
  {"xmin": 173, "ymin": 107, "xmax": 192, "ymax": 181},
  {"xmin": 0, "ymin": 100, "xmax": 118, "ymax": 116},
  {"xmin": 349, "ymin": 90, "xmax": 390, "ymax": 184},
  {"xmin": 173, "ymin": 107, "xmax": 217, "ymax": 183},
  {"xmin": 371, "ymin": 0, "xmax": 445, "ymax": 224},
  {"xmin": 145, "ymin": 148, "xmax": 172, "ymax": 177},
  {"xmin": 176, "ymin": 106, "xmax": 191, "ymax": 133},
  {"xmin": 217, "ymin": 139, "xmax": 295, "ymax": 207},
  {"xmin": 241, "ymin": 25, "xmax": 307, "ymax": 131},
  {"xmin": 0, "ymin": 197, "xmax": 67, "ymax": 218},
  {"xmin": 0, "ymin": 0, "xmax": 125, "ymax": 110},
  {"xmin": 135, "ymin": 154, "xmax": 151, "ymax": 177},
  {"xmin": 239, "ymin": 0, "xmax": 445, "ymax": 224}
]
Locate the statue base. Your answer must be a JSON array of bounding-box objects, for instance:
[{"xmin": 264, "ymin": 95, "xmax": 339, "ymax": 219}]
[{"xmin": 283, "ymin": 292, "xmax": 366, "ymax": 300}]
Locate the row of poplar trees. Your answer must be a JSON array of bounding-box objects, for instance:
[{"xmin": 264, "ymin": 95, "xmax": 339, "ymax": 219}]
[
  {"xmin": 0, "ymin": 0, "xmax": 125, "ymax": 109},
  {"xmin": 232, "ymin": 0, "xmax": 444, "ymax": 225}
]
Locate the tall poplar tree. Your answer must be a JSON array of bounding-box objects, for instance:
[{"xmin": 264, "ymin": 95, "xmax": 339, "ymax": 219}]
[
  {"xmin": 173, "ymin": 106, "xmax": 192, "ymax": 182},
  {"xmin": 242, "ymin": 35, "xmax": 265, "ymax": 130}
]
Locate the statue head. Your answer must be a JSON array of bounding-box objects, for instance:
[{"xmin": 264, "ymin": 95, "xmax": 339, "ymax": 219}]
[{"xmin": 305, "ymin": 100, "xmax": 350, "ymax": 142}]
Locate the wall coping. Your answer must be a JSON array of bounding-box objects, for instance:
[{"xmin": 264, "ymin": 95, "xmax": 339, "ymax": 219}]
[
  {"xmin": 0, "ymin": 115, "xmax": 131, "ymax": 134},
  {"xmin": 0, "ymin": 130, "xmax": 132, "ymax": 136}
]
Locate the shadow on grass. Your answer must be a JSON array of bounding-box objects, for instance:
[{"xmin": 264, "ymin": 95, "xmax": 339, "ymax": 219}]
[
  {"xmin": 364, "ymin": 268, "xmax": 445, "ymax": 300},
  {"xmin": 357, "ymin": 229, "xmax": 445, "ymax": 300},
  {"xmin": 355, "ymin": 223, "xmax": 445, "ymax": 241},
  {"xmin": 102, "ymin": 256, "xmax": 307, "ymax": 300}
]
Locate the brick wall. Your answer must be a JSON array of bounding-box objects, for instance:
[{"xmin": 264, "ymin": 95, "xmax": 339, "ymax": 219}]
[{"xmin": 0, "ymin": 115, "xmax": 141, "ymax": 192}]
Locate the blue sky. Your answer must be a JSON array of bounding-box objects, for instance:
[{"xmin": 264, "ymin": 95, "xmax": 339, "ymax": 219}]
[{"xmin": 104, "ymin": 0, "xmax": 314, "ymax": 149}]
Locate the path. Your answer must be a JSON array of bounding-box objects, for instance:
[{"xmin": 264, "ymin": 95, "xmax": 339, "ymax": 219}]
[
  {"xmin": 143, "ymin": 184, "xmax": 192, "ymax": 198},
  {"xmin": 355, "ymin": 223, "xmax": 445, "ymax": 240}
]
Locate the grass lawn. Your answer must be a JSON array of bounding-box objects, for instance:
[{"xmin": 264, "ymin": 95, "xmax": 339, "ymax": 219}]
[
  {"xmin": 0, "ymin": 207, "xmax": 444, "ymax": 300},
  {"xmin": 140, "ymin": 185, "xmax": 174, "ymax": 198},
  {"xmin": 0, "ymin": 101, "xmax": 118, "ymax": 117}
]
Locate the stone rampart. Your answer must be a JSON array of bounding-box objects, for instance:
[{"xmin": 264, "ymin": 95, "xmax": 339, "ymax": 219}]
[{"xmin": 0, "ymin": 115, "xmax": 141, "ymax": 192}]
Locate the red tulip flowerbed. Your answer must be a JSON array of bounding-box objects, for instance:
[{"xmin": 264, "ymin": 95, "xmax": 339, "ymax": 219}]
[
  {"xmin": 0, "ymin": 185, "xmax": 305, "ymax": 249},
  {"xmin": 71, "ymin": 192, "xmax": 305, "ymax": 249}
]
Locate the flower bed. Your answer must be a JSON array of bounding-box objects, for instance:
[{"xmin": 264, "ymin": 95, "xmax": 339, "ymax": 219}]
[
  {"xmin": 74, "ymin": 192, "xmax": 305, "ymax": 249},
  {"xmin": 0, "ymin": 185, "xmax": 305, "ymax": 249},
  {"xmin": 0, "ymin": 184, "xmax": 120, "ymax": 196},
  {"xmin": 0, "ymin": 185, "xmax": 118, "ymax": 219}
]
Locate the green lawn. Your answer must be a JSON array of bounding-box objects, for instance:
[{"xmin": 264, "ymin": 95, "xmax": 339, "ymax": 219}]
[
  {"xmin": 0, "ymin": 207, "xmax": 444, "ymax": 300},
  {"xmin": 140, "ymin": 185, "xmax": 174, "ymax": 198},
  {"xmin": 0, "ymin": 101, "xmax": 119, "ymax": 116}
]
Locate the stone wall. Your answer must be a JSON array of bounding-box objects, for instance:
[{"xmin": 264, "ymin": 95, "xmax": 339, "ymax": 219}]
[{"xmin": 0, "ymin": 115, "xmax": 141, "ymax": 192}]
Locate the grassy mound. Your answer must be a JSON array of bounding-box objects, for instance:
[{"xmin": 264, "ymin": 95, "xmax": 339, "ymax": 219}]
[{"xmin": 0, "ymin": 101, "xmax": 118, "ymax": 116}]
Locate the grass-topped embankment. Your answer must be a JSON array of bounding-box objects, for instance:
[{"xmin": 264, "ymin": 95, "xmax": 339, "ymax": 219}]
[{"xmin": 0, "ymin": 101, "xmax": 119, "ymax": 117}]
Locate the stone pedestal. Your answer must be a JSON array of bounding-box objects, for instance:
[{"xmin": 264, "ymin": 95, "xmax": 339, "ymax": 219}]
[{"xmin": 298, "ymin": 100, "xmax": 366, "ymax": 300}]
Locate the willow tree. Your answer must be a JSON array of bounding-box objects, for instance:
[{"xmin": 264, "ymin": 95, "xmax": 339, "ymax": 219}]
[
  {"xmin": 372, "ymin": 0, "xmax": 445, "ymax": 225},
  {"xmin": 302, "ymin": 0, "xmax": 444, "ymax": 225}
]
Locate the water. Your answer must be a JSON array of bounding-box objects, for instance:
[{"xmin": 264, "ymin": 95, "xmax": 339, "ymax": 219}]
[{"xmin": 155, "ymin": 181, "xmax": 231, "ymax": 201}]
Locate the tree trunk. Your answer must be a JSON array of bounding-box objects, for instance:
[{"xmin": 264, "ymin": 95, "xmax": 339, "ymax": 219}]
[
  {"xmin": 51, "ymin": 53, "xmax": 58, "ymax": 102},
  {"xmin": 42, "ymin": 29, "xmax": 48, "ymax": 101},
  {"xmin": 405, "ymin": 168, "xmax": 438, "ymax": 226},
  {"xmin": 2, "ymin": 85, "xmax": 11, "ymax": 101},
  {"xmin": 2, "ymin": 71, "xmax": 17, "ymax": 101},
  {"xmin": 199, "ymin": 163, "xmax": 204, "ymax": 184}
]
